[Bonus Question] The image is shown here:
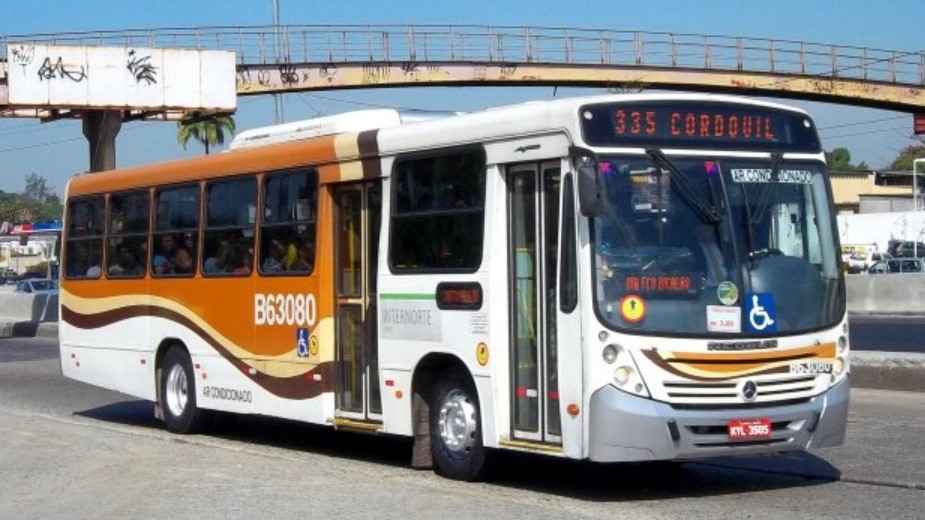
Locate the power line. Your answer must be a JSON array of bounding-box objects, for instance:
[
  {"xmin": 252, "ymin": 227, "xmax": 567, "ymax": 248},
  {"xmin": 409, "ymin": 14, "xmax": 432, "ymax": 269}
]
[
  {"xmin": 0, "ymin": 119, "xmax": 157, "ymax": 156},
  {"xmin": 0, "ymin": 135, "xmax": 84, "ymax": 155},
  {"xmin": 304, "ymin": 92, "xmax": 460, "ymax": 113},
  {"xmin": 824, "ymin": 125, "xmax": 910, "ymax": 140},
  {"xmin": 296, "ymin": 94, "xmax": 323, "ymax": 116},
  {"xmin": 818, "ymin": 115, "xmax": 907, "ymax": 131}
]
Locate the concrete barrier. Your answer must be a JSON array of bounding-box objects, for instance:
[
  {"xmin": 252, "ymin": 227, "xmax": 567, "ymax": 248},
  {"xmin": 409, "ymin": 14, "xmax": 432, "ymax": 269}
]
[
  {"xmin": 0, "ymin": 292, "xmax": 58, "ymax": 322},
  {"xmin": 851, "ymin": 351, "xmax": 925, "ymax": 392},
  {"xmin": 0, "ymin": 292, "xmax": 58, "ymax": 338},
  {"xmin": 846, "ymin": 273, "xmax": 925, "ymax": 314}
]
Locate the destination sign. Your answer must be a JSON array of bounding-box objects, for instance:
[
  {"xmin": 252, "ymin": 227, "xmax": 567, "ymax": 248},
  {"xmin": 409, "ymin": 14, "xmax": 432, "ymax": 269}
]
[{"xmin": 580, "ymin": 102, "xmax": 821, "ymax": 152}]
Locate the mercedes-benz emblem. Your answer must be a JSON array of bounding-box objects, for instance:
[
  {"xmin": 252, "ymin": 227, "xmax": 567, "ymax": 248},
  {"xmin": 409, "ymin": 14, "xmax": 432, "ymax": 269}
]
[{"xmin": 740, "ymin": 380, "xmax": 758, "ymax": 402}]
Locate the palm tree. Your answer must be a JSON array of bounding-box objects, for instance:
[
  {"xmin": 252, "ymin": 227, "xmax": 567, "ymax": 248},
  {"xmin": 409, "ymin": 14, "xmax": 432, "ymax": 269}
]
[{"xmin": 177, "ymin": 114, "xmax": 236, "ymax": 155}]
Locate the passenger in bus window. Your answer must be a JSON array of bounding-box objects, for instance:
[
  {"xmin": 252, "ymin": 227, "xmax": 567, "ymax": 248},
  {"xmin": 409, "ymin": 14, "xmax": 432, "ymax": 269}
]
[
  {"xmin": 109, "ymin": 247, "xmax": 142, "ymax": 277},
  {"xmin": 204, "ymin": 238, "xmax": 232, "ymax": 274},
  {"xmin": 153, "ymin": 234, "xmax": 177, "ymax": 274},
  {"xmin": 233, "ymin": 249, "xmax": 253, "ymax": 275},
  {"xmin": 294, "ymin": 240, "xmax": 313, "ymax": 272},
  {"xmin": 182, "ymin": 232, "xmax": 196, "ymax": 253},
  {"xmin": 67, "ymin": 245, "xmax": 89, "ymax": 278},
  {"xmin": 172, "ymin": 247, "xmax": 194, "ymax": 275},
  {"xmin": 262, "ymin": 238, "xmax": 286, "ymax": 273},
  {"xmin": 85, "ymin": 253, "xmax": 102, "ymax": 278}
]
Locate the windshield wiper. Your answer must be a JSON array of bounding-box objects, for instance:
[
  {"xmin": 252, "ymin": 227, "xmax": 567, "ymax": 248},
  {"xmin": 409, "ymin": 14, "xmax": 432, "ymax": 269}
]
[
  {"xmin": 743, "ymin": 153, "xmax": 785, "ymax": 261},
  {"xmin": 645, "ymin": 148, "xmax": 722, "ymax": 225},
  {"xmin": 739, "ymin": 182, "xmax": 760, "ymax": 259}
]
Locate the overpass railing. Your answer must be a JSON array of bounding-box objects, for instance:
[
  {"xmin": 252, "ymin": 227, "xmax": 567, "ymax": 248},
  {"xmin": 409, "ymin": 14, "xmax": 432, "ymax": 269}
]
[{"xmin": 3, "ymin": 24, "xmax": 924, "ymax": 85}]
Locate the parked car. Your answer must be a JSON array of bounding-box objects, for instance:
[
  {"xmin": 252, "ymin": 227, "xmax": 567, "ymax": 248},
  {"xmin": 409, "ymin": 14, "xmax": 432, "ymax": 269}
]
[
  {"xmin": 868, "ymin": 258, "xmax": 925, "ymax": 274},
  {"xmin": 847, "ymin": 250, "xmax": 891, "ymax": 274},
  {"xmin": 0, "ymin": 269, "xmax": 16, "ymax": 285},
  {"xmin": 887, "ymin": 241, "xmax": 925, "ymax": 258},
  {"xmin": 14, "ymin": 278, "xmax": 58, "ymax": 294}
]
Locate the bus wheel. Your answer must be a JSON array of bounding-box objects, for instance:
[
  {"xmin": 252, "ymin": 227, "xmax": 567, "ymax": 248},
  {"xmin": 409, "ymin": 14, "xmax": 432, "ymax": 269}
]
[
  {"xmin": 161, "ymin": 346, "xmax": 206, "ymax": 434},
  {"xmin": 429, "ymin": 367, "xmax": 489, "ymax": 481}
]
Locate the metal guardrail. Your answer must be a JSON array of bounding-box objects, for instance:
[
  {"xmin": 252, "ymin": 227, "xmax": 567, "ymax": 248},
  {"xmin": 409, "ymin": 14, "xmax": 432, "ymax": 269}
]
[{"xmin": 2, "ymin": 24, "xmax": 924, "ymax": 86}]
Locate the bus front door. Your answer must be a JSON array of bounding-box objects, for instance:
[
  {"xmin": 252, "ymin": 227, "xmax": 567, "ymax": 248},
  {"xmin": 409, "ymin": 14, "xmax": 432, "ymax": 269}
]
[
  {"xmin": 507, "ymin": 162, "xmax": 562, "ymax": 444},
  {"xmin": 333, "ymin": 181, "xmax": 382, "ymax": 423}
]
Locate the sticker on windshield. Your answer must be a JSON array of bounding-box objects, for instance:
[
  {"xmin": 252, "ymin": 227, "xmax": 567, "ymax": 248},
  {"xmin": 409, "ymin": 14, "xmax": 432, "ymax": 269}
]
[
  {"xmin": 717, "ymin": 281, "xmax": 739, "ymax": 306},
  {"xmin": 745, "ymin": 293, "xmax": 777, "ymax": 333},
  {"xmin": 707, "ymin": 305, "xmax": 741, "ymax": 333},
  {"xmin": 730, "ymin": 168, "xmax": 813, "ymax": 184},
  {"xmin": 620, "ymin": 295, "xmax": 647, "ymax": 324},
  {"xmin": 704, "ymin": 161, "xmax": 719, "ymax": 176}
]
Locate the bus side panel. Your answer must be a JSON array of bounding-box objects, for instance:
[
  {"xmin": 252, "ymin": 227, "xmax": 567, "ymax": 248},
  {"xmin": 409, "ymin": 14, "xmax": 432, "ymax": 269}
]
[
  {"xmin": 60, "ymin": 318, "xmax": 157, "ymax": 402},
  {"xmin": 60, "ymin": 282, "xmax": 156, "ymax": 402}
]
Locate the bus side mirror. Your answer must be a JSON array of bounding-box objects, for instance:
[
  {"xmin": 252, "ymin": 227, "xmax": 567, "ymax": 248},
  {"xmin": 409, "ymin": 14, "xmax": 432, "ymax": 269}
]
[{"xmin": 577, "ymin": 164, "xmax": 603, "ymax": 217}]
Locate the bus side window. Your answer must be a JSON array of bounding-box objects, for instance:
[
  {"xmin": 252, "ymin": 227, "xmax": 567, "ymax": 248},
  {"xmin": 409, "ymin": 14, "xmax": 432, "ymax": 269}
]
[
  {"xmin": 107, "ymin": 191, "xmax": 149, "ymax": 278},
  {"xmin": 259, "ymin": 168, "xmax": 317, "ymax": 276},
  {"xmin": 389, "ymin": 148, "xmax": 486, "ymax": 273},
  {"xmin": 65, "ymin": 196, "xmax": 105, "ymax": 280},
  {"xmin": 204, "ymin": 178, "xmax": 256, "ymax": 276},
  {"xmin": 153, "ymin": 184, "xmax": 200, "ymax": 277}
]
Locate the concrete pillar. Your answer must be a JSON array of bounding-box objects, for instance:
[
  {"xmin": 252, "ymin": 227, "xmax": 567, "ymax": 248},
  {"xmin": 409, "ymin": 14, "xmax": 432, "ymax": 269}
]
[{"xmin": 81, "ymin": 110, "xmax": 122, "ymax": 172}]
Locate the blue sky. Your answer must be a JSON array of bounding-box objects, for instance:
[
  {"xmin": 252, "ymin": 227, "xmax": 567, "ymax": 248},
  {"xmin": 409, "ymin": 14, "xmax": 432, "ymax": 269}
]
[{"xmin": 1, "ymin": 0, "xmax": 923, "ymax": 195}]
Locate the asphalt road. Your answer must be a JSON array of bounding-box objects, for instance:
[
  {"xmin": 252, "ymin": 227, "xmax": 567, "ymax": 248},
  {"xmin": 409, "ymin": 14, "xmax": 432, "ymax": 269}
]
[
  {"xmin": 849, "ymin": 314, "xmax": 925, "ymax": 353},
  {"xmin": 1, "ymin": 336, "xmax": 923, "ymax": 519}
]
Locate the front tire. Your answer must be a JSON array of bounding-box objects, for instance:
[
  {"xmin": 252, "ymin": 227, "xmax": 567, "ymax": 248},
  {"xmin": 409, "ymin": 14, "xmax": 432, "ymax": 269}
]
[
  {"xmin": 429, "ymin": 367, "xmax": 489, "ymax": 481},
  {"xmin": 161, "ymin": 346, "xmax": 207, "ymax": 434}
]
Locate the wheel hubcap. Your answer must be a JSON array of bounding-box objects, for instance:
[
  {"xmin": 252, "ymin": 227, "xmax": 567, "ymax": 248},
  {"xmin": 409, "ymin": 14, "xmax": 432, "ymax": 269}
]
[
  {"xmin": 165, "ymin": 364, "xmax": 189, "ymax": 418},
  {"xmin": 438, "ymin": 389, "xmax": 477, "ymax": 452}
]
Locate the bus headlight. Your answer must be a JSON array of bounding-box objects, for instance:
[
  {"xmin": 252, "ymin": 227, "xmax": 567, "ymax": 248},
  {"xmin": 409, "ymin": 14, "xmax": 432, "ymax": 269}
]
[
  {"xmin": 837, "ymin": 335, "xmax": 848, "ymax": 354},
  {"xmin": 602, "ymin": 346, "xmax": 650, "ymax": 398},
  {"xmin": 614, "ymin": 365, "xmax": 633, "ymax": 386},
  {"xmin": 833, "ymin": 356, "xmax": 846, "ymax": 376}
]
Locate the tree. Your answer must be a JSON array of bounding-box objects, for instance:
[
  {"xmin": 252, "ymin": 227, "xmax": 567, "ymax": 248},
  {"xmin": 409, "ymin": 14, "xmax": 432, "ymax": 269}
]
[
  {"xmin": 0, "ymin": 174, "xmax": 62, "ymax": 224},
  {"xmin": 0, "ymin": 191, "xmax": 26, "ymax": 223},
  {"xmin": 825, "ymin": 147, "xmax": 871, "ymax": 171},
  {"xmin": 22, "ymin": 172, "xmax": 61, "ymax": 221},
  {"xmin": 23, "ymin": 172, "xmax": 54, "ymax": 205},
  {"xmin": 177, "ymin": 114, "xmax": 236, "ymax": 155},
  {"xmin": 830, "ymin": 148, "xmax": 851, "ymax": 170},
  {"xmin": 888, "ymin": 144, "xmax": 925, "ymax": 171}
]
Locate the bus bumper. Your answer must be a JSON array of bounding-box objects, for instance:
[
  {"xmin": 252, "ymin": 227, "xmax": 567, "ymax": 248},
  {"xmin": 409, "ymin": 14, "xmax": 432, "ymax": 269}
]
[{"xmin": 587, "ymin": 378, "xmax": 849, "ymax": 462}]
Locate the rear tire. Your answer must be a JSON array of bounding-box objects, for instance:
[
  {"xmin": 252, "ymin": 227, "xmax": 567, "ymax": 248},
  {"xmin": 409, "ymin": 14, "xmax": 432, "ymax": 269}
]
[
  {"xmin": 429, "ymin": 367, "xmax": 489, "ymax": 481},
  {"xmin": 161, "ymin": 346, "xmax": 207, "ymax": 434}
]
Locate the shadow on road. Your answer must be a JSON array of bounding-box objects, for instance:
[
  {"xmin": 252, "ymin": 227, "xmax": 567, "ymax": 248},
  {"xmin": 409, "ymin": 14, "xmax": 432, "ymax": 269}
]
[
  {"xmin": 75, "ymin": 400, "xmax": 160, "ymax": 429},
  {"xmin": 487, "ymin": 450, "xmax": 840, "ymax": 502},
  {"xmin": 74, "ymin": 401, "xmax": 842, "ymax": 500}
]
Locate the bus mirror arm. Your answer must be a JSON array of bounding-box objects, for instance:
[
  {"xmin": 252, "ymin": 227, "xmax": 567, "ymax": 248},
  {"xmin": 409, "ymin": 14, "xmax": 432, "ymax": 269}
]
[{"xmin": 571, "ymin": 146, "xmax": 604, "ymax": 217}]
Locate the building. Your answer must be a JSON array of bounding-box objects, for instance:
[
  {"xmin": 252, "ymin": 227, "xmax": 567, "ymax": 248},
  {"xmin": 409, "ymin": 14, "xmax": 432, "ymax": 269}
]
[{"xmin": 830, "ymin": 170, "xmax": 918, "ymax": 214}]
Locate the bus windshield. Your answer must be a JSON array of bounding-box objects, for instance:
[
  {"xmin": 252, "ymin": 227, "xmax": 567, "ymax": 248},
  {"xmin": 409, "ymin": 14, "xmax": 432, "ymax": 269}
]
[{"xmin": 592, "ymin": 153, "xmax": 843, "ymax": 336}]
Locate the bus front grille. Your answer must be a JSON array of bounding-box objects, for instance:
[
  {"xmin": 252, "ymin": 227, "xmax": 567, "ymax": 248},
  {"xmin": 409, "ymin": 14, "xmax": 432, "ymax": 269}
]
[{"xmin": 661, "ymin": 375, "xmax": 818, "ymax": 407}]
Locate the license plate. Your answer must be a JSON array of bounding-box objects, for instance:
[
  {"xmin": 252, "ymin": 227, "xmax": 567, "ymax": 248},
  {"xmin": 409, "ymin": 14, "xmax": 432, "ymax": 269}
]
[{"xmin": 727, "ymin": 418, "xmax": 772, "ymax": 440}]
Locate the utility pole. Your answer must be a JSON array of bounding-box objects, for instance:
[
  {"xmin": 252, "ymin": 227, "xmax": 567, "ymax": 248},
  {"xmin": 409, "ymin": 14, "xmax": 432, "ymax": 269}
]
[
  {"xmin": 272, "ymin": 0, "xmax": 284, "ymax": 124},
  {"xmin": 914, "ymin": 159, "xmax": 925, "ymax": 258}
]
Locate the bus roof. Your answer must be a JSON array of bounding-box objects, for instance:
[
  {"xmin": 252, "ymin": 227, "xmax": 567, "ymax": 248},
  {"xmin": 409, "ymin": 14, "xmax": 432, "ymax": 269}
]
[{"xmin": 66, "ymin": 92, "xmax": 813, "ymax": 198}]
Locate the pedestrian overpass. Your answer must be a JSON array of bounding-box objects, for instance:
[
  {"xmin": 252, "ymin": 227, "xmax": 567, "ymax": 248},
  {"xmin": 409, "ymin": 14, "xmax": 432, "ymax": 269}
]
[
  {"xmin": 2, "ymin": 24, "xmax": 925, "ymax": 171},
  {"xmin": 2, "ymin": 24, "xmax": 923, "ymax": 115}
]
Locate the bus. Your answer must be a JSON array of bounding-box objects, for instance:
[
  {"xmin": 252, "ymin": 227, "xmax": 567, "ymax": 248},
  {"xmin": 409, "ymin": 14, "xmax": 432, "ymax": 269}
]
[{"xmin": 60, "ymin": 93, "xmax": 849, "ymax": 481}]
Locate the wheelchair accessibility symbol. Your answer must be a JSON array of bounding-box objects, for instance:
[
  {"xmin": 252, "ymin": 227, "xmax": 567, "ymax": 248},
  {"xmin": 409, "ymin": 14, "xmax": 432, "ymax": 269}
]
[
  {"xmin": 745, "ymin": 293, "xmax": 776, "ymax": 333},
  {"xmin": 296, "ymin": 328, "xmax": 309, "ymax": 357}
]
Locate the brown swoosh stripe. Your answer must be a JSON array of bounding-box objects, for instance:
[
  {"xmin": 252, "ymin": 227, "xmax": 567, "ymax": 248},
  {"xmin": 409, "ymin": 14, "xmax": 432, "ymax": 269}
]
[
  {"xmin": 62, "ymin": 304, "xmax": 334, "ymax": 400},
  {"xmin": 358, "ymin": 128, "xmax": 381, "ymax": 178},
  {"xmin": 641, "ymin": 343, "xmax": 836, "ymax": 382}
]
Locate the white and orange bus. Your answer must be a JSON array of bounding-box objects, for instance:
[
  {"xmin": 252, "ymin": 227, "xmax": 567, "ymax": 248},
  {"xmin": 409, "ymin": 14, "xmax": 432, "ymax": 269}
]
[{"xmin": 61, "ymin": 93, "xmax": 849, "ymax": 481}]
